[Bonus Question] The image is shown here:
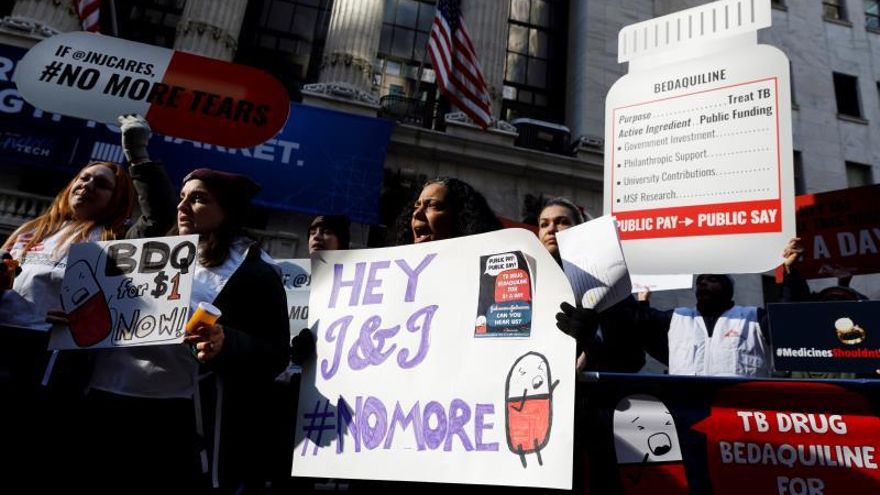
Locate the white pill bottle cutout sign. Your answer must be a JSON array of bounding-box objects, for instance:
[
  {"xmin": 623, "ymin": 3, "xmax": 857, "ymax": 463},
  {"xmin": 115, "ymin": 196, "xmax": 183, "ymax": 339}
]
[{"xmin": 604, "ymin": 0, "xmax": 795, "ymax": 274}]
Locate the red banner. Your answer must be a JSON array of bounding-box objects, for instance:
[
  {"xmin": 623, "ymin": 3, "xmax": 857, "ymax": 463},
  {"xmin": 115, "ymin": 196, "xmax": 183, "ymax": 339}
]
[
  {"xmin": 582, "ymin": 374, "xmax": 880, "ymax": 495},
  {"xmin": 692, "ymin": 381, "xmax": 880, "ymax": 495},
  {"xmin": 782, "ymin": 184, "xmax": 880, "ymax": 279},
  {"xmin": 615, "ymin": 199, "xmax": 782, "ymax": 240}
]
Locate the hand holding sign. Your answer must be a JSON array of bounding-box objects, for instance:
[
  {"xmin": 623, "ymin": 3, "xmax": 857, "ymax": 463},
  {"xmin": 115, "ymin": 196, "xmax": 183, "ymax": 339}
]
[
  {"xmin": 0, "ymin": 251, "xmax": 20, "ymax": 291},
  {"xmin": 45, "ymin": 308, "xmax": 70, "ymax": 326},
  {"xmin": 781, "ymin": 237, "xmax": 804, "ymax": 273},
  {"xmin": 555, "ymin": 302, "xmax": 599, "ymax": 356},
  {"xmin": 290, "ymin": 328, "xmax": 316, "ymax": 365}
]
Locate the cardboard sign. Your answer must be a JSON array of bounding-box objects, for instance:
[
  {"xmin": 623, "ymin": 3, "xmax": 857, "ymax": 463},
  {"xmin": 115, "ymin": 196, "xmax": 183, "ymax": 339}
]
[
  {"xmin": 293, "ymin": 229, "xmax": 575, "ymax": 489},
  {"xmin": 768, "ymin": 301, "xmax": 880, "ymax": 374},
  {"xmin": 49, "ymin": 235, "xmax": 198, "ymax": 349},
  {"xmin": 1, "ymin": 43, "xmax": 392, "ymax": 223},
  {"xmin": 278, "ymin": 258, "xmax": 311, "ymax": 340},
  {"xmin": 691, "ymin": 381, "xmax": 880, "ymax": 495},
  {"xmin": 13, "ymin": 32, "xmax": 289, "ymax": 148},
  {"xmin": 557, "ymin": 215, "xmax": 632, "ymax": 312},
  {"xmin": 630, "ymin": 273, "xmax": 693, "ymax": 293},
  {"xmin": 582, "ymin": 374, "xmax": 880, "ymax": 495},
  {"xmin": 787, "ymin": 184, "xmax": 880, "ymax": 279},
  {"xmin": 614, "ymin": 393, "xmax": 689, "ymax": 494},
  {"xmin": 475, "ymin": 251, "xmax": 534, "ymax": 337},
  {"xmin": 604, "ymin": 0, "xmax": 795, "ymax": 274}
]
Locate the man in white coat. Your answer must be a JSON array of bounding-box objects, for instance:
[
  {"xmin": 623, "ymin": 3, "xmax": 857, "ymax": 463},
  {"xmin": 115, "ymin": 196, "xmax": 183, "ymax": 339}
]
[{"xmin": 636, "ymin": 274, "xmax": 770, "ymax": 377}]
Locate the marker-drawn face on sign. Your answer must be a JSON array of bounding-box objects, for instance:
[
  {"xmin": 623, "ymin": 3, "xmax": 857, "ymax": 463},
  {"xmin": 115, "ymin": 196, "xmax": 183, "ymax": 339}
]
[
  {"xmin": 504, "ymin": 352, "xmax": 559, "ymax": 468},
  {"xmin": 60, "ymin": 259, "xmax": 111, "ymax": 347},
  {"xmin": 508, "ymin": 352, "xmax": 551, "ymax": 398},
  {"xmin": 613, "ymin": 394, "xmax": 683, "ymax": 464},
  {"xmin": 614, "ymin": 394, "xmax": 689, "ymax": 495}
]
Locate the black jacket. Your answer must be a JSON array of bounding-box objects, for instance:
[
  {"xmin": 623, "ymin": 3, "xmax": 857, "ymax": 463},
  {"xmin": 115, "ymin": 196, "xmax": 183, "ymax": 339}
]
[
  {"xmin": 584, "ymin": 296, "xmax": 646, "ymax": 372},
  {"xmin": 92, "ymin": 161, "xmax": 289, "ymax": 488},
  {"xmin": 633, "ymin": 300, "xmax": 769, "ymax": 366},
  {"xmin": 126, "ymin": 160, "xmax": 178, "ymax": 239},
  {"xmin": 198, "ymin": 244, "xmax": 291, "ymax": 490}
]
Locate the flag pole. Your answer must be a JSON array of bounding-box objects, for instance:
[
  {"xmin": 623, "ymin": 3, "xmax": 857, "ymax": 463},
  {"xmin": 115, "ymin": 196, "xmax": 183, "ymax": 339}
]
[
  {"xmin": 414, "ymin": 47, "xmax": 428, "ymax": 102},
  {"xmin": 414, "ymin": 9, "xmax": 435, "ymax": 105},
  {"xmin": 109, "ymin": 0, "xmax": 119, "ymax": 36},
  {"xmin": 413, "ymin": 43, "xmax": 431, "ymax": 125},
  {"xmin": 414, "ymin": 4, "xmax": 438, "ymax": 126}
]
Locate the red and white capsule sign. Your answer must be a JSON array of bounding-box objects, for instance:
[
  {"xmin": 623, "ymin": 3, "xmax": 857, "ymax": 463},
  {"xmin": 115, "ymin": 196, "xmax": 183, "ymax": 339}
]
[{"xmin": 13, "ymin": 32, "xmax": 290, "ymax": 148}]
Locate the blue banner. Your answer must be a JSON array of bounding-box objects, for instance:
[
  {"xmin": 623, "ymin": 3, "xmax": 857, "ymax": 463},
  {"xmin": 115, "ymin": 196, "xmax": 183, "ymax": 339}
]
[
  {"xmin": 768, "ymin": 301, "xmax": 880, "ymax": 374},
  {"xmin": 0, "ymin": 43, "xmax": 393, "ymax": 224}
]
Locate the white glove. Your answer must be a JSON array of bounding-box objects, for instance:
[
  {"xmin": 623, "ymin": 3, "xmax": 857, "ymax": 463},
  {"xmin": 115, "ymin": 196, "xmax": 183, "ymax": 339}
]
[{"xmin": 117, "ymin": 114, "xmax": 152, "ymax": 164}]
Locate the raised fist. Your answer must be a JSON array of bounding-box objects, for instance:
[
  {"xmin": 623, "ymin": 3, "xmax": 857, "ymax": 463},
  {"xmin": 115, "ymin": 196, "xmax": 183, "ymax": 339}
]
[{"xmin": 117, "ymin": 114, "xmax": 152, "ymax": 164}]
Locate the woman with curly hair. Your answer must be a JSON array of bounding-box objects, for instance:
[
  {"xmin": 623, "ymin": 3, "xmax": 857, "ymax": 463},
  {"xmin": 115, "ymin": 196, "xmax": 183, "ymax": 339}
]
[{"xmin": 396, "ymin": 176, "xmax": 502, "ymax": 245}]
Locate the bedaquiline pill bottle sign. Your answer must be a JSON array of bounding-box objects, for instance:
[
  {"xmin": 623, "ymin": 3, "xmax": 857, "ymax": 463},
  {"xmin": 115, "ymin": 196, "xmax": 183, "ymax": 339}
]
[
  {"xmin": 604, "ymin": 0, "xmax": 795, "ymax": 274},
  {"xmin": 13, "ymin": 32, "xmax": 290, "ymax": 148}
]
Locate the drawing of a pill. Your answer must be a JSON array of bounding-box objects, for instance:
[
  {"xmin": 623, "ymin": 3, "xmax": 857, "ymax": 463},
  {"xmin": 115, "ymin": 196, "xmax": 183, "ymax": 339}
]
[{"xmin": 60, "ymin": 260, "xmax": 111, "ymax": 347}]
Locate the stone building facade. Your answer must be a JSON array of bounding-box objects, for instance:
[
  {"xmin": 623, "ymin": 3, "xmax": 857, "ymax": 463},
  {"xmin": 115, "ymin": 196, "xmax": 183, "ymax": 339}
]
[
  {"xmin": 0, "ymin": 0, "xmax": 877, "ymax": 308},
  {"xmin": 576, "ymin": 0, "xmax": 880, "ymax": 305}
]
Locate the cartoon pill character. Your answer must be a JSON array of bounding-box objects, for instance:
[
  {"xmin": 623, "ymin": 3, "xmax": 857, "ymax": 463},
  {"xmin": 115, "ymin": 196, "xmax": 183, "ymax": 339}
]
[
  {"xmin": 475, "ymin": 315, "xmax": 487, "ymax": 334},
  {"xmin": 60, "ymin": 260, "xmax": 111, "ymax": 347},
  {"xmin": 505, "ymin": 351, "xmax": 559, "ymax": 467},
  {"xmin": 613, "ymin": 394, "xmax": 688, "ymax": 495}
]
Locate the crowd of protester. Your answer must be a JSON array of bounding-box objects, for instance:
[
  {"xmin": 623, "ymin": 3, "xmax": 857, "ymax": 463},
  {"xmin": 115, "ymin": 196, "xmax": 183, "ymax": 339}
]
[{"xmin": 0, "ymin": 115, "xmax": 874, "ymax": 494}]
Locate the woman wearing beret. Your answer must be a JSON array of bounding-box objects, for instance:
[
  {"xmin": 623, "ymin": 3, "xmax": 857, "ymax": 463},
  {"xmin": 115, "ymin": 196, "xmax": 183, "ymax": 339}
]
[{"xmin": 84, "ymin": 167, "xmax": 289, "ymax": 493}]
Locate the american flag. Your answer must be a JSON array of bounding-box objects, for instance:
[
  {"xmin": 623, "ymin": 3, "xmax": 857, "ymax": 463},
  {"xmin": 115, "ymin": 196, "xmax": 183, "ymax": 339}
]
[
  {"xmin": 427, "ymin": 0, "xmax": 492, "ymax": 129},
  {"xmin": 74, "ymin": 0, "xmax": 101, "ymax": 33}
]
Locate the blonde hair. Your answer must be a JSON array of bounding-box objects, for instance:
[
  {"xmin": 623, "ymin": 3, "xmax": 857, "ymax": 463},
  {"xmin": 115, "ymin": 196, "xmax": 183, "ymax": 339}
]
[{"xmin": 3, "ymin": 162, "xmax": 135, "ymax": 258}]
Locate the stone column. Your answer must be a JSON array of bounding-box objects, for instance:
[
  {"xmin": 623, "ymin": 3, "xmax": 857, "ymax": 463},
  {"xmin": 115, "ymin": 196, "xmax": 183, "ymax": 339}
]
[
  {"xmin": 173, "ymin": 0, "xmax": 248, "ymax": 61},
  {"xmin": 318, "ymin": 0, "xmax": 384, "ymax": 91},
  {"xmin": 0, "ymin": 0, "xmax": 81, "ymax": 45},
  {"xmin": 461, "ymin": 0, "xmax": 510, "ymax": 120},
  {"xmin": 302, "ymin": 0, "xmax": 384, "ymax": 112}
]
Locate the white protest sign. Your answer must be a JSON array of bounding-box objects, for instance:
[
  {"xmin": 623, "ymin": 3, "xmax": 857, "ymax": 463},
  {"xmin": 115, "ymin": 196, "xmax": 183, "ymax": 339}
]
[
  {"xmin": 293, "ymin": 229, "xmax": 575, "ymax": 489},
  {"xmin": 557, "ymin": 215, "xmax": 631, "ymax": 312},
  {"xmin": 604, "ymin": 0, "xmax": 794, "ymax": 274},
  {"xmin": 49, "ymin": 235, "xmax": 198, "ymax": 350},
  {"xmin": 12, "ymin": 32, "xmax": 289, "ymax": 147},
  {"xmin": 630, "ymin": 274, "xmax": 693, "ymax": 293},
  {"xmin": 278, "ymin": 258, "xmax": 311, "ymax": 340},
  {"xmin": 14, "ymin": 32, "xmax": 169, "ymax": 124}
]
